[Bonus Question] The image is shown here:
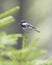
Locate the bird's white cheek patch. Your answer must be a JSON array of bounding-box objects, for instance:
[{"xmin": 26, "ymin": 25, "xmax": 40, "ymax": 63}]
[{"xmin": 22, "ymin": 23, "xmax": 28, "ymax": 25}]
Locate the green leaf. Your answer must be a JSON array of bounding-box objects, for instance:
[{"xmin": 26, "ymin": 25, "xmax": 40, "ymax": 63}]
[
  {"xmin": 0, "ymin": 6, "xmax": 20, "ymax": 19},
  {"xmin": 0, "ymin": 33, "xmax": 22, "ymax": 45},
  {"xmin": 22, "ymin": 34, "xmax": 28, "ymax": 48},
  {"xmin": 0, "ymin": 32, "xmax": 6, "ymax": 37},
  {"xmin": 0, "ymin": 16, "xmax": 15, "ymax": 27},
  {"xmin": 27, "ymin": 50, "xmax": 46, "ymax": 61},
  {"xmin": 8, "ymin": 34, "xmax": 22, "ymax": 39}
]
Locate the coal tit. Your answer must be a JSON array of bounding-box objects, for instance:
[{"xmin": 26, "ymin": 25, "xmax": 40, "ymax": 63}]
[{"xmin": 19, "ymin": 20, "xmax": 40, "ymax": 33}]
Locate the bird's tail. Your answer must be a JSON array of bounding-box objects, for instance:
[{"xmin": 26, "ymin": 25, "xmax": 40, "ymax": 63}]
[
  {"xmin": 35, "ymin": 29, "xmax": 40, "ymax": 33},
  {"xmin": 32, "ymin": 26, "xmax": 40, "ymax": 33}
]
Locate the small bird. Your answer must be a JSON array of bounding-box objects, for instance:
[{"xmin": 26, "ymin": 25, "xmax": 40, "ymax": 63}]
[{"xmin": 19, "ymin": 20, "xmax": 40, "ymax": 33}]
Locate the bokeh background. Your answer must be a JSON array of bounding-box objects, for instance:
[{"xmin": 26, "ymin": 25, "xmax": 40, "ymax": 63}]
[{"xmin": 0, "ymin": 0, "xmax": 52, "ymax": 59}]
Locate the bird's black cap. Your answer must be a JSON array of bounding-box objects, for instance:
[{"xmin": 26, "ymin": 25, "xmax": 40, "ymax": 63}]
[{"xmin": 20, "ymin": 20, "xmax": 26, "ymax": 23}]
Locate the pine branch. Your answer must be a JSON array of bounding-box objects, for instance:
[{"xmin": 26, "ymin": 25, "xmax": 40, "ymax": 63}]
[
  {"xmin": 0, "ymin": 16, "xmax": 14, "ymax": 27},
  {"xmin": 0, "ymin": 6, "xmax": 20, "ymax": 19}
]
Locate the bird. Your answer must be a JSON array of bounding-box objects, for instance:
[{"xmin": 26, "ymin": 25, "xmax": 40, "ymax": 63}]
[{"xmin": 19, "ymin": 19, "xmax": 40, "ymax": 33}]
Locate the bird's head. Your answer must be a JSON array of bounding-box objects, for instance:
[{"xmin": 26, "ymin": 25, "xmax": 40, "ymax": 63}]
[{"xmin": 20, "ymin": 20, "xmax": 26, "ymax": 23}]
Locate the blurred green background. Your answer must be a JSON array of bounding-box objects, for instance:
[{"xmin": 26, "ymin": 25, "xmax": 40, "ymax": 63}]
[{"xmin": 0, "ymin": 0, "xmax": 52, "ymax": 58}]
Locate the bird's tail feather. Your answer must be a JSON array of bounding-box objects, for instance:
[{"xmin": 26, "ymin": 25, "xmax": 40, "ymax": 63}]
[
  {"xmin": 35, "ymin": 29, "xmax": 40, "ymax": 33},
  {"xmin": 32, "ymin": 26, "xmax": 40, "ymax": 33}
]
